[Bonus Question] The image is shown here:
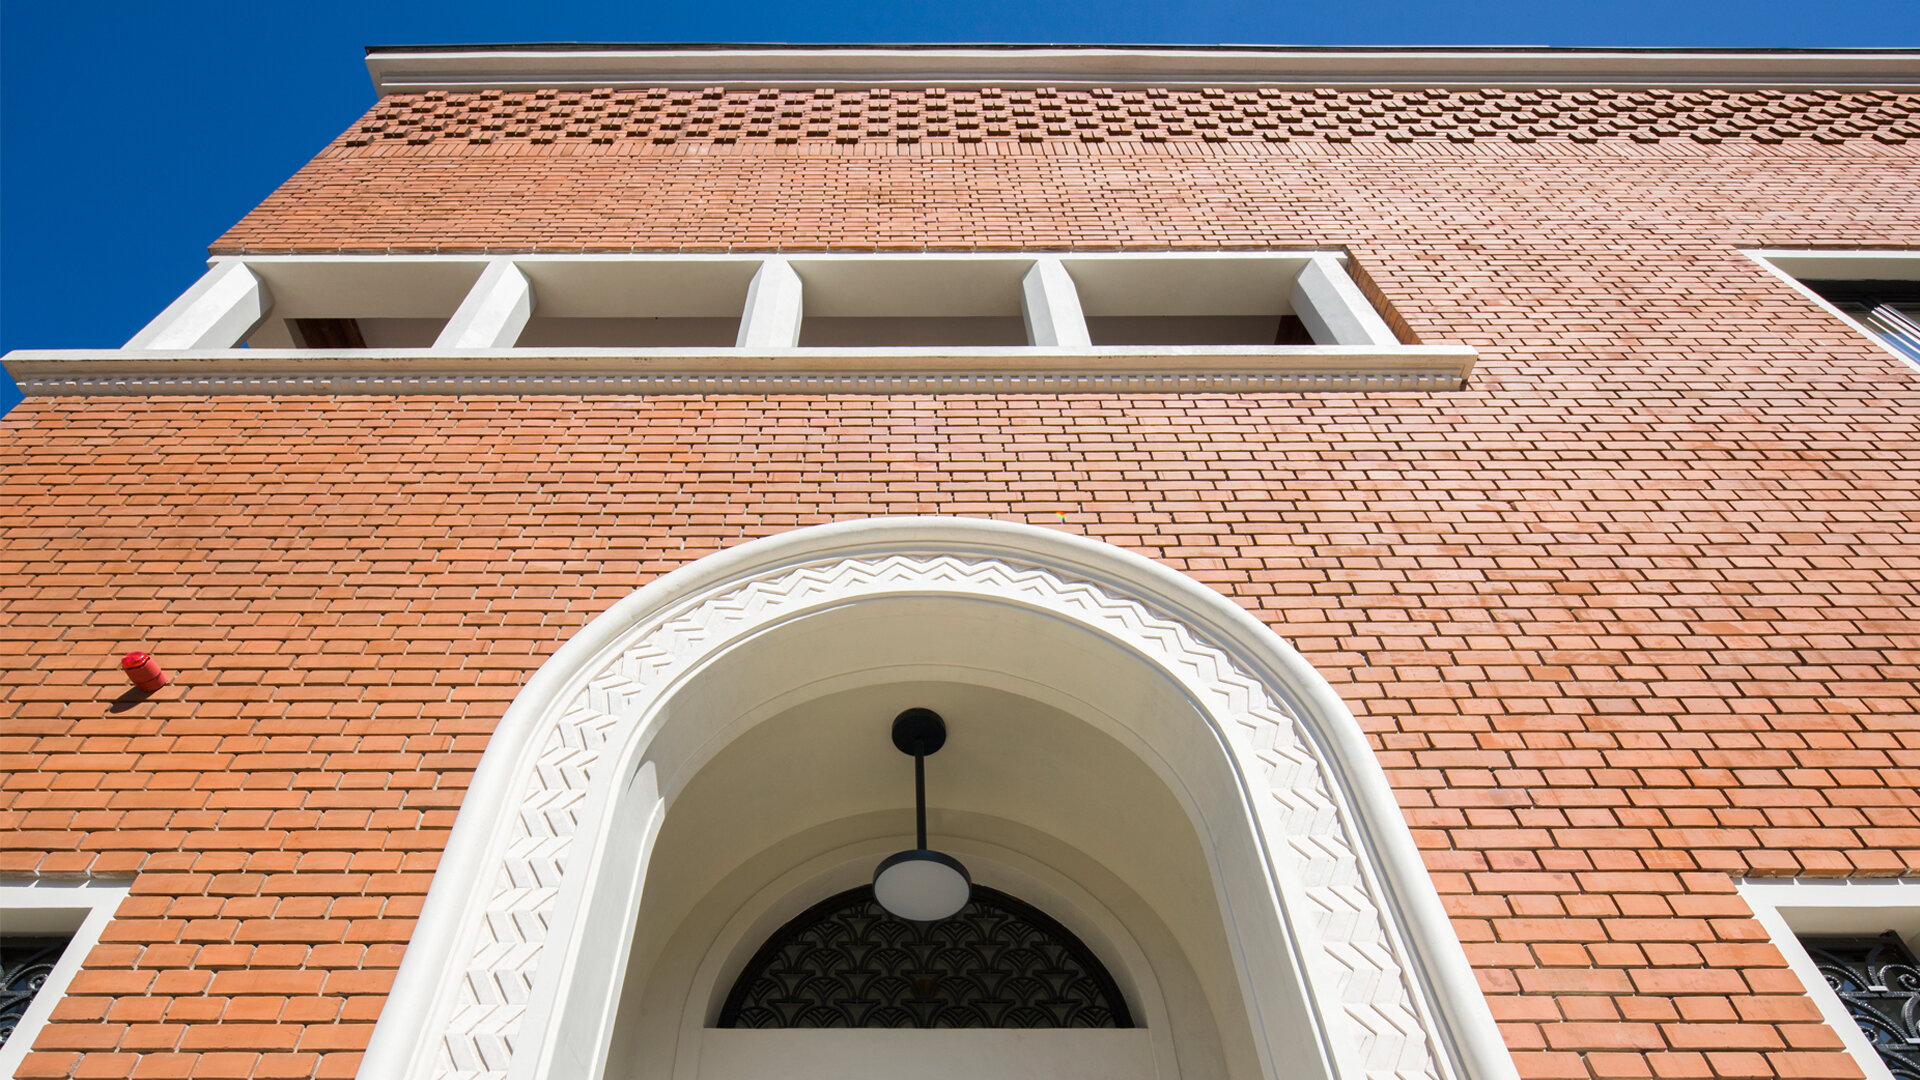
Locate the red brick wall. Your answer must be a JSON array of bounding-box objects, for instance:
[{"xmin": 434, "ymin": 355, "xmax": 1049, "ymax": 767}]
[{"xmin": 4, "ymin": 89, "xmax": 1920, "ymax": 1080}]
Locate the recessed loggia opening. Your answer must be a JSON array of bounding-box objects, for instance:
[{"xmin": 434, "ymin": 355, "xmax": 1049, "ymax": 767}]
[
  {"xmin": 121, "ymin": 257, "xmax": 493, "ymax": 351},
  {"xmin": 608, "ymin": 678, "xmax": 1245, "ymax": 1080},
  {"xmin": 1064, "ymin": 254, "xmax": 1399, "ymax": 348},
  {"xmin": 99, "ymin": 252, "xmax": 1470, "ymax": 391},
  {"xmin": 1067, "ymin": 256, "xmax": 1309, "ymax": 346},
  {"xmin": 791, "ymin": 258, "xmax": 1033, "ymax": 347},
  {"xmin": 513, "ymin": 259, "xmax": 755, "ymax": 348},
  {"xmin": 239, "ymin": 259, "xmax": 492, "ymax": 349}
]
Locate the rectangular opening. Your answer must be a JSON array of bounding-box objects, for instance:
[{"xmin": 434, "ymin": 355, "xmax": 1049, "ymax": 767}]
[
  {"xmin": 1752, "ymin": 251, "xmax": 1920, "ymax": 370},
  {"xmin": 1065, "ymin": 255, "xmax": 1316, "ymax": 346},
  {"xmin": 515, "ymin": 259, "xmax": 757, "ymax": 348},
  {"xmin": 241, "ymin": 259, "xmax": 490, "ymax": 349},
  {"xmin": 1800, "ymin": 279, "xmax": 1920, "ymax": 365},
  {"xmin": 0, "ymin": 882, "xmax": 129, "ymax": 1079},
  {"xmin": 791, "ymin": 259, "xmax": 1031, "ymax": 347},
  {"xmin": 0, "ymin": 932, "xmax": 74, "ymax": 1053},
  {"xmin": 290, "ymin": 318, "xmax": 368, "ymax": 349},
  {"xmin": 1742, "ymin": 880, "xmax": 1920, "ymax": 1080}
]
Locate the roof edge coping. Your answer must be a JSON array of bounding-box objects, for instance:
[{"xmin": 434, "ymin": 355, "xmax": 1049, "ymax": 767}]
[{"xmin": 364, "ymin": 44, "xmax": 1920, "ymax": 94}]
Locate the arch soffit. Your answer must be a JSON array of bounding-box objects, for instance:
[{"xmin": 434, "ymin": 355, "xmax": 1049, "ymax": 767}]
[{"xmin": 358, "ymin": 517, "xmax": 1517, "ymax": 1080}]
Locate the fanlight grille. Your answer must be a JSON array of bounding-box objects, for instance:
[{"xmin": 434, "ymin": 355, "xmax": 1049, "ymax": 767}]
[
  {"xmin": 1801, "ymin": 932, "xmax": 1920, "ymax": 1080},
  {"xmin": 717, "ymin": 885, "xmax": 1134, "ymax": 1029}
]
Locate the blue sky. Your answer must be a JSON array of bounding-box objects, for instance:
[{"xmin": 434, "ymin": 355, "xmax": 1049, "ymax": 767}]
[{"xmin": 4, "ymin": 1, "xmax": 1920, "ymax": 414}]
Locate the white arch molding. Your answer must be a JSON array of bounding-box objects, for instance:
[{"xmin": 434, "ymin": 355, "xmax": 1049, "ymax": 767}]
[{"xmin": 359, "ymin": 518, "xmax": 1517, "ymax": 1080}]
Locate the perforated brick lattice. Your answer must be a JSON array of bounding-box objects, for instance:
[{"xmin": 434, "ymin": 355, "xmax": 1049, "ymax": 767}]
[{"xmin": 342, "ymin": 86, "xmax": 1920, "ymax": 148}]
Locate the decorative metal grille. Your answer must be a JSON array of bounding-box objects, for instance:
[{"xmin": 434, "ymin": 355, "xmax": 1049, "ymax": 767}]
[
  {"xmin": 1, "ymin": 937, "xmax": 72, "ymax": 1050},
  {"xmin": 1802, "ymin": 932, "xmax": 1920, "ymax": 1080},
  {"xmin": 718, "ymin": 886, "xmax": 1134, "ymax": 1029}
]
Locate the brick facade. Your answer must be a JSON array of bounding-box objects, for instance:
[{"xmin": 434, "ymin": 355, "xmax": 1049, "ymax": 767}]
[{"xmin": 4, "ymin": 65, "xmax": 1919, "ymax": 1080}]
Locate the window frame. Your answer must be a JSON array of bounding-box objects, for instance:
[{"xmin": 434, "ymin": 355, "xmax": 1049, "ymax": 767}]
[
  {"xmin": 0, "ymin": 880, "xmax": 130, "ymax": 1078},
  {"xmin": 1739, "ymin": 877, "xmax": 1920, "ymax": 1080},
  {"xmin": 1748, "ymin": 249, "xmax": 1920, "ymax": 374}
]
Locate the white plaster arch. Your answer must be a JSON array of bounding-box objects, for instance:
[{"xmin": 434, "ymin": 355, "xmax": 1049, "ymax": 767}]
[{"xmin": 358, "ymin": 517, "xmax": 1517, "ymax": 1080}]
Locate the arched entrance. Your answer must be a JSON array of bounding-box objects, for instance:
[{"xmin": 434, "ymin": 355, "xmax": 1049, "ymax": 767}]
[{"xmin": 358, "ymin": 518, "xmax": 1515, "ymax": 1080}]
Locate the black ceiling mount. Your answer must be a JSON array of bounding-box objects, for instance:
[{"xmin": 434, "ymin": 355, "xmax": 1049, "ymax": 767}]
[{"xmin": 891, "ymin": 707, "xmax": 946, "ymax": 757}]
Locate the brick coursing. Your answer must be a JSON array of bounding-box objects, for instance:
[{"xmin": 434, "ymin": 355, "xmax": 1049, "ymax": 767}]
[{"xmin": 5, "ymin": 85, "xmax": 1920, "ymax": 1080}]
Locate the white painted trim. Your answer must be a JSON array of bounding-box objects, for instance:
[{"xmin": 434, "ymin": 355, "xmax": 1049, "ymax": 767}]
[
  {"xmin": 734, "ymin": 258, "xmax": 803, "ymax": 348},
  {"xmin": 1021, "ymin": 257, "xmax": 1093, "ymax": 348},
  {"xmin": 1292, "ymin": 256, "xmax": 1399, "ymax": 348},
  {"xmin": 1745, "ymin": 249, "xmax": 1920, "ymax": 374},
  {"xmin": 1738, "ymin": 878, "xmax": 1920, "ymax": 1080},
  {"xmin": 0, "ymin": 879, "xmax": 132, "ymax": 1080},
  {"xmin": 1747, "ymin": 249, "xmax": 1920, "ymax": 278},
  {"xmin": 4, "ymin": 350, "xmax": 1475, "ymax": 396},
  {"xmin": 364, "ymin": 46, "xmax": 1920, "ymax": 94},
  {"xmin": 357, "ymin": 518, "xmax": 1517, "ymax": 1080},
  {"xmin": 435, "ymin": 260, "xmax": 535, "ymax": 349},
  {"xmin": 123, "ymin": 260, "xmax": 271, "ymax": 350}
]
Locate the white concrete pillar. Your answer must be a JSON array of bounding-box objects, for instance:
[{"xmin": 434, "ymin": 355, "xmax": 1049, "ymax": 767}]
[
  {"xmin": 1021, "ymin": 257, "xmax": 1092, "ymax": 348},
  {"xmin": 1291, "ymin": 255, "xmax": 1398, "ymax": 347},
  {"xmin": 434, "ymin": 260, "xmax": 534, "ymax": 349},
  {"xmin": 125, "ymin": 261, "xmax": 272, "ymax": 350},
  {"xmin": 735, "ymin": 258, "xmax": 804, "ymax": 348}
]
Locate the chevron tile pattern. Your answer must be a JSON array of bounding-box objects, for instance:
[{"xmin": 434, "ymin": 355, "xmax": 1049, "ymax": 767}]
[{"xmin": 429, "ymin": 553, "xmax": 1448, "ymax": 1080}]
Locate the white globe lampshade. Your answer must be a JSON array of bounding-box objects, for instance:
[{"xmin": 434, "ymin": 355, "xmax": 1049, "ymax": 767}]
[{"xmin": 873, "ymin": 849, "xmax": 972, "ymax": 921}]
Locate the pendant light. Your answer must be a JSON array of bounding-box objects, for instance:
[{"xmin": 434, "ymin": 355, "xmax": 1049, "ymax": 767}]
[{"xmin": 872, "ymin": 708, "xmax": 972, "ymax": 921}]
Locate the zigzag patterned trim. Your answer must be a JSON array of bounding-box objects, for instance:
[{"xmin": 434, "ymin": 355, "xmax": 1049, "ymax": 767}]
[
  {"xmin": 430, "ymin": 553, "xmax": 1445, "ymax": 1080},
  {"xmin": 14, "ymin": 368, "xmax": 1468, "ymax": 396}
]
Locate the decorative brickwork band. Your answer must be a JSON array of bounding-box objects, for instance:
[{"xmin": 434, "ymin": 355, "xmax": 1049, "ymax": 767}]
[{"xmin": 344, "ymin": 87, "xmax": 1920, "ymax": 150}]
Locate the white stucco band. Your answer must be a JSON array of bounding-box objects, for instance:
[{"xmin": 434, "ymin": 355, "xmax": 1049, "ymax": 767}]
[{"xmin": 358, "ymin": 518, "xmax": 1518, "ymax": 1080}]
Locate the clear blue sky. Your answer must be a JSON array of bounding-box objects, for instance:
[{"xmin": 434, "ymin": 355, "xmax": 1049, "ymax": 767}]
[{"xmin": 4, "ymin": 0, "xmax": 1919, "ymax": 413}]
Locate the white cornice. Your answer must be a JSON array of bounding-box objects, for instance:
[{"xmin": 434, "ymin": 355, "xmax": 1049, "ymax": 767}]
[
  {"xmin": 365, "ymin": 45, "xmax": 1920, "ymax": 94},
  {"xmin": 2, "ymin": 346, "xmax": 1475, "ymax": 396}
]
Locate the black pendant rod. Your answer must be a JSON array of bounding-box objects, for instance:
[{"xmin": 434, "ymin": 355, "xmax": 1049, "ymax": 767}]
[
  {"xmin": 891, "ymin": 707, "xmax": 948, "ymax": 852},
  {"xmin": 914, "ymin": 750, "xmax": 928, "ymax": 849}
]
